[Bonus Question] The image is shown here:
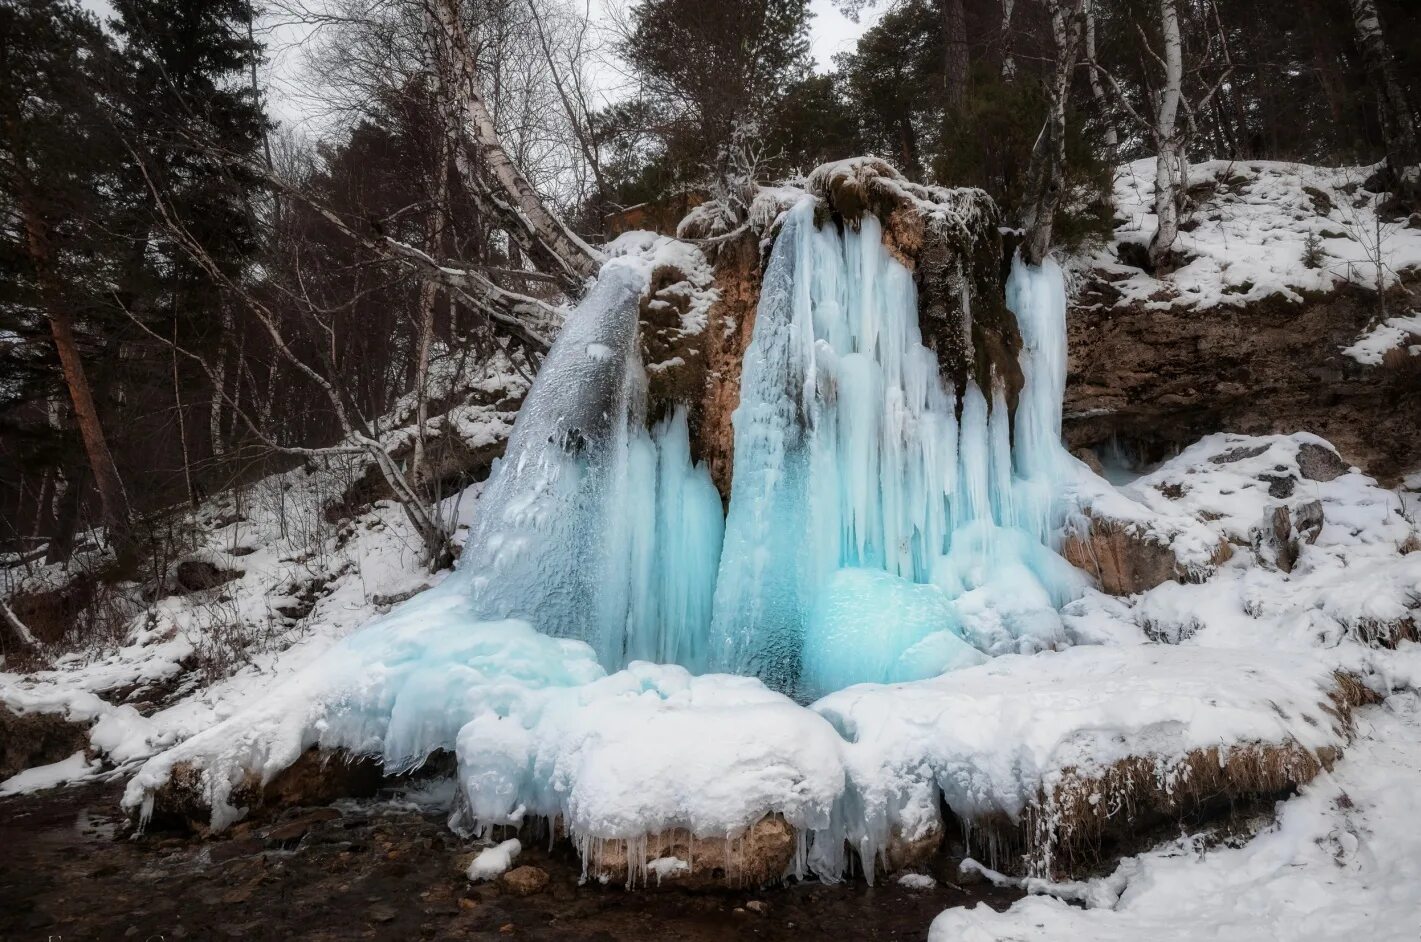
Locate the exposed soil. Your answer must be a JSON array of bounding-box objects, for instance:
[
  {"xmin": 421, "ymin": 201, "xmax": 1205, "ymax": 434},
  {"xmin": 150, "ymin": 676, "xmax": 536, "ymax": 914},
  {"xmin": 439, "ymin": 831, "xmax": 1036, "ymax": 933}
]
[
  {"xmin": 1064, "ymin": 275, "xmax": 1421, "ymax": 484},
  {"xmin": 0, "ymin": 781, "xmax": 1023, "ymax": 942}
]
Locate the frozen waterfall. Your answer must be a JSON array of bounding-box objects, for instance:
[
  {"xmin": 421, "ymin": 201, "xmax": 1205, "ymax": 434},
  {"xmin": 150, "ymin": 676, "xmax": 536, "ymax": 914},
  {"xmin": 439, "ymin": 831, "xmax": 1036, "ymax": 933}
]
[
  {"xmin": 709, "ymin": 200, "xmax": 1083, "ymax": 698},
  {"xmin": 451, "ymin": 199, "xmax": 1082, "ymax": 697},
  {"xmin": 454, "ymin": 261, "xmax": 725, "ymax": 674}
]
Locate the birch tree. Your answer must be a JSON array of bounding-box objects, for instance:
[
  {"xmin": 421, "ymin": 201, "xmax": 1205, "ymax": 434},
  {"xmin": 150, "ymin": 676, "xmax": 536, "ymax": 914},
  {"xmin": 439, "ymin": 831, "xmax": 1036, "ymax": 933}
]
[
  {"xmin": 1346, "ymin": 0, "xmax": 1419, "ymax": 196},
  {"xmin": 1020, "ymin": 0, "xmax": 1086, "ymax": 266},
  {"xmin": 1089, "ymin": 0, "xmax": 1232, "ymax": 270}
]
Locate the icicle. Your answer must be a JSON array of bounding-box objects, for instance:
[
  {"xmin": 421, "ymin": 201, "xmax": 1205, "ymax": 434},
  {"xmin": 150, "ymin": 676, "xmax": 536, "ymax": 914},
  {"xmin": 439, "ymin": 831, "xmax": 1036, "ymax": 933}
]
[{"xmin": 711, "ymin": 203, "xmax": 1082, "ymax": 696}]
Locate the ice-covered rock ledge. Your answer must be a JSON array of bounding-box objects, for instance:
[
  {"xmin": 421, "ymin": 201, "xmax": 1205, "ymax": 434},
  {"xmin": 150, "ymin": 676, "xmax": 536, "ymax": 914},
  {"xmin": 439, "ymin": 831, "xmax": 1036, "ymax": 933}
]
[{"xmin": 122, "ymin": 626, "xmax": 1370, "ymax": 885}]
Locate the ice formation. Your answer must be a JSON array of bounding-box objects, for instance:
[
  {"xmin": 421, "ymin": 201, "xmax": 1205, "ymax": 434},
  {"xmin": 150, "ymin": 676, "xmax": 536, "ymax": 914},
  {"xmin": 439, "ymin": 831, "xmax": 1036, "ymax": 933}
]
[
  {"xmin": 710, "ymin": 200, "xmax": 1084, "ymax": 696},
  {"xmin": 454, "ymin": 261, "xmax": 724, "ymax": 673},
  {"xmin": 451, "ymin": 198, "xmax": 1081, "ymax": 694},
  {"xmin": 124, "ymin": 184, "xmax": 1108, "ymax": 865}
]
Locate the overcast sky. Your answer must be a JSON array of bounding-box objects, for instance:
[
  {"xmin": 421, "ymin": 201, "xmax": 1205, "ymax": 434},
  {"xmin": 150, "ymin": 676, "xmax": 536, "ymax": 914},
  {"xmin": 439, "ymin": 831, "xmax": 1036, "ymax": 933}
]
[{"xmin": 78, "ymin": 0, "xmax": 881, "ymax": 138}]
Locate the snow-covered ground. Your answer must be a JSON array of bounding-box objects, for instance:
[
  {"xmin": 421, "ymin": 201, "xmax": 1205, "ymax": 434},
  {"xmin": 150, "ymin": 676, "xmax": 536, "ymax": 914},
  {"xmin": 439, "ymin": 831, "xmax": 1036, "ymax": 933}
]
[
  {"xmin": 1077, "ymin": 158, "xmax": 1421, "ymax": 367},
  {"xmin": 929, "ymin": 686, "xmax": 1421, "ymax": 942}
]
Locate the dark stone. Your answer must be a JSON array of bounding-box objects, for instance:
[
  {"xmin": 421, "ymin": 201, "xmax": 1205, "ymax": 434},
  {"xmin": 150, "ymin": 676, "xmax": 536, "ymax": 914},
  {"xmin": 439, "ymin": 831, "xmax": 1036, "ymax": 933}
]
[
  {"xmin": 1297, "ymin": 442, "xmax": 1349, "ymax": 482},
  {"xmin": 1259, "ymin": 474, "xmax": 1297, "ymax": 498},
  {"xmin": 1211, "ymin": 444, "xmax": 1269, "ymax": 464},
  {"xmin": 174, "ymin": 560, "xmax": 243, "ymax": 593}
]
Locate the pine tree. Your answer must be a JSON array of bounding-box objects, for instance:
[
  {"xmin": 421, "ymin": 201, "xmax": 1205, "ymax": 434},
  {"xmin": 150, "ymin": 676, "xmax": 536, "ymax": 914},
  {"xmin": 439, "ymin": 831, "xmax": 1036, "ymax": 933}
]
[
  {"xmin": 0, "ymin": 0, "xmax": 134, "ymax": 555},
  {"xmin": 107, "ymin": 0, "xmax": 268, "ymax": 484}
]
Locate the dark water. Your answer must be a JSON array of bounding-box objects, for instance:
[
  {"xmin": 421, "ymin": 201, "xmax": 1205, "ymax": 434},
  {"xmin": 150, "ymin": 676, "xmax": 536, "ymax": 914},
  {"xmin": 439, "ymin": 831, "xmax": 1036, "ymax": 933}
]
[{"xmin": 0, "ymin": 782, "xmax": 1021, "ymax": 942}]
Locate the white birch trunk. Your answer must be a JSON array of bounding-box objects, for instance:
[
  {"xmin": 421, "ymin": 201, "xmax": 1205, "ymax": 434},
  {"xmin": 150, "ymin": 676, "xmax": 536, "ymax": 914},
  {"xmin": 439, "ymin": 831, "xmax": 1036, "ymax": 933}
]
[
  {"xmin": 429, "ymin": 0, "xmax": 603, "ymax": 289},
  {"xmin": 1149, "ymin": 0, "xmax": 1185, "ymax": 269}
]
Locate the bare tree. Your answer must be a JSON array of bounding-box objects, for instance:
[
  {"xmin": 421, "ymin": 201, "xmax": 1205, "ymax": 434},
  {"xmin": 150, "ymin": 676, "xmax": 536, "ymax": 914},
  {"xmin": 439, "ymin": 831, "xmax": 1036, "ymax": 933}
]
[
  {"xmin": 1088, "ymin": 0, "xmax": 1232, "ymax": 269},
  {"xmin": 427, "ymin": 0, "xmax": 603, "ymax": 291},
  {"xmin": 1346, "ymin": 0, "xmax": 1419, "ymax": 196},
  {"xmin": 1020, "ymin": 0, "xmax": 1086, "ymax": 266}
]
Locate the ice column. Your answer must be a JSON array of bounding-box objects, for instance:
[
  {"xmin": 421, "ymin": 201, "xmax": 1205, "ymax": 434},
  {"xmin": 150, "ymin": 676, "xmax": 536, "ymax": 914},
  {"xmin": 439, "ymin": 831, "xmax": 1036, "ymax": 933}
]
[
  {"xmin": 453, "ymin": 262, "xmax": 723, "ymax": 672},
  {"xmin": 710, "ymin": 199, "xmax": 1082, "ymax": 697}
]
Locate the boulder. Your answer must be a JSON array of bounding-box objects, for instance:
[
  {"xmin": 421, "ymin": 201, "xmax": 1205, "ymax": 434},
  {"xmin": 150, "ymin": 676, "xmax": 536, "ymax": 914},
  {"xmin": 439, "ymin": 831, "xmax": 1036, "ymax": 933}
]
[
  {"xmin": 1061, "ymin": 512, "xmax": 1233, "ymax": 596},
  {"xmin": 499, "ymin": 865, "xmax": 550, "ymax": 897},
  {"xmin": 583, "ymin": 814, "xmax": 797, "ymax": 890},
  {"xmin": 0, "ymin": 705, "xmax": 89, "ymax": 780}
]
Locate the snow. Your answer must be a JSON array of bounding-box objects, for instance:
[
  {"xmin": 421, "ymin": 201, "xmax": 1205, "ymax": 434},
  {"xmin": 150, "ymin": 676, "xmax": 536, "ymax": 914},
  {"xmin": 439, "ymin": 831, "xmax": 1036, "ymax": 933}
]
[
  {"xmin": 1343, "ymin": 311, "xmax": 1421, "ymax": 365},
  {"xmin": 929, "ymin": 691, "xmax": 1421, "ymax": 942},
  {"xmin": 898, "ymin": 873, "xmax": 937, "ymax": 890},
  {"xmin": 467, "ymin": 838, "xmax": 522, "ymax": 881},
  {"xmin": 0, "ymin": 750, "xmax": 102, "ymax": 797},
  {"xmin": 1085, "ymin": 159, "xmax": 1421, "ymax": 310},
  {"xmin": 5, "ymin": 157, "xmax": 1421, "ymax": 938}
]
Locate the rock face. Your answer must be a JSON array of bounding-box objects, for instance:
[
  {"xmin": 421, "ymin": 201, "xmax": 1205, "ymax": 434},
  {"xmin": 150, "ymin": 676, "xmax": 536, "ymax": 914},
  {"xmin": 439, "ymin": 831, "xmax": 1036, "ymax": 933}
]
[
  {"xmin": 147, "ymin": 748, "xmax": 382, "ymax": 833},
  {"xmin": 1065, "ymin": 277, "xmax": 1421, "ymax": 484},
  {"xmin": 684, "ymin": 233, "xmax": 764, "ymax": 498},
  {"xmin": 0, "ymin": 706, "xmax": 88, "ymax": 780},
  {"xmin": 1060, "ymin": 513, "xmax": 1233, "ymax": 596},
  {"xmin": 583, "ymin": 814, "xmax": 797, "ymax": 889},
  {"xmin": 667, "ymin": 158, "xmax": 1008, "ymax": 499}
]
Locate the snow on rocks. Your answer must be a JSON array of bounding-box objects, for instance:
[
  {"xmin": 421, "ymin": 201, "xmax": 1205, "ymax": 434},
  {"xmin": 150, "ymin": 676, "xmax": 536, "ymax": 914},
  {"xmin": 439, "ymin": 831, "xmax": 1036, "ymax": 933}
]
[
  {"xmin": 1343, "ymin": 311, "xmax": 1421, "ymax": 365},
  {"xmin": 466, "ymin": 838, "xmax": 521, "ymax": 881},
  {"xmin": 813, "ymin": 644, "xmax": 1360, "ymax": 879},
  {"xmin": 928, "ymin": 691, "xmax": 1421, "ymax": 942},
  {"xmin": 1089, "ymin": 159, "xmax": 1421, "ymax": 311},
  {"xmin": 0, "ymin": 749, "xmax": 102, "ymax": 797},
  {"xmin": 1115, "ymin": 432, "xmax": 1420, "ymax": 648}
]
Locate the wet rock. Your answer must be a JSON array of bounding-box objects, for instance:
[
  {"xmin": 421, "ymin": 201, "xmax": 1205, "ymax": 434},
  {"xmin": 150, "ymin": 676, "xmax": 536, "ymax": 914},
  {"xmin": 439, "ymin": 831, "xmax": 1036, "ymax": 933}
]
[
  {"xmin": 210, "ymin": 837, "xmax": 265, "ymax": 863},
  {"xmin": 265, "ymin": 808, "xmax": 343, "ymax": 845},
  {"xmin": 585, "ymin": 814, "xmax": 797, "ymax": 890},
  {"xmin": 879, "ymin": 819, "xmax": 944, "ymax": 875},
  {"xmin": 0, "ymin": 705, "xmax": 89, "ymax": 780},
  {"xmin": 500, "ymin": 866, "xmax": 550, "ymax": 897}
]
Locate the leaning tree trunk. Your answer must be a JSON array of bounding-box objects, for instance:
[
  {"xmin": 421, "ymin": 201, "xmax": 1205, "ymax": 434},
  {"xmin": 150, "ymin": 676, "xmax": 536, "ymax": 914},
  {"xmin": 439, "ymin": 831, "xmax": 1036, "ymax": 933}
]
[
  {"xmin": 429, "ymin": 0, "xmax": 603, "ymax": 292},
  {"xmin": 1148, "ymin": 0, "xmax": 1185, "ymax": 271},
  {"xmin": 1021, "ymin": 0, "xmax": 1083, "ymax": 265},
  {"xmin": 1347, "ymin": 0, "xmax": 1420, "ymax": 195},
  {"xmin": 19, "ymin": 193, "xmax": 132, "ymax": 553}
]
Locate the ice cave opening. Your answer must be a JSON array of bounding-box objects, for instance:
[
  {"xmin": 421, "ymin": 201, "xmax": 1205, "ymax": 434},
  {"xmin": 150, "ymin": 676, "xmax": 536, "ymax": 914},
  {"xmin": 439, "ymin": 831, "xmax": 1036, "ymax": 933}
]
[{"xmin": 454, "ymin": 195, "xmax": 1085, "ymax": 702}]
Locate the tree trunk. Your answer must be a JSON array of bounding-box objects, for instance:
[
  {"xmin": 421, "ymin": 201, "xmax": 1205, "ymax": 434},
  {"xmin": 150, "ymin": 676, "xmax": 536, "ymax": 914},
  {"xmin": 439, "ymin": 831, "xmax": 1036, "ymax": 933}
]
[
  {"xmin": 1148, "ymin": 0, "xmax": 1185, "ymax": 270},
  {"xmin": 944, "ymin": 0, "xmax": 969, "ymax": 113},
  {"xmin": 1084, "ymin": 0, "xmax": 1118, "ymax": 151},
  {"xmin": 429, "ymin": 0, "xmax": 602, "ymax": 290},
  {"xmin": 412, "ymin": 131, "xmax": 451, "ymax": 490},
  {"xmin": 1, "ymin": 596, "xmax": 42, "ymax": 662},
  {"xmin": 1000, "ymin": 0, "xmax": 1017, "ymax": 80},
  {"xmin": 19, "ymin": 193, "xmax": 132, "ymax": 551},
  {"xmin": 1020, "ymin": 0, "xmax": 1083, "ymax": 265},
  {"xmin": 1347, "ymin": 0, "xmax": 1419, "ymax": 193}
]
